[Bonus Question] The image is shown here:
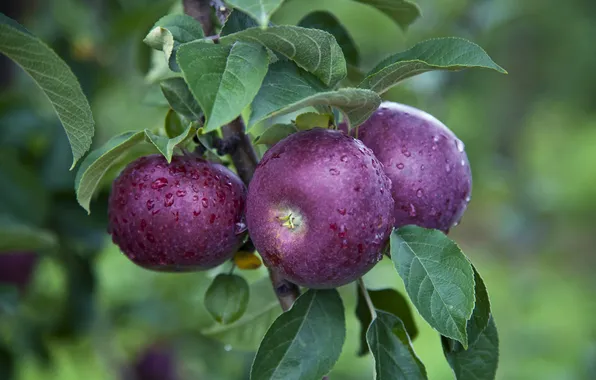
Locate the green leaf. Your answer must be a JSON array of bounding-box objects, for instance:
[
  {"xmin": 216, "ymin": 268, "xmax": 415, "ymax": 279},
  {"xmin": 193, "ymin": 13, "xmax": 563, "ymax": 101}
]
[
  {"xmin": 249, "ymin": 61, "xmax": 380, "ymax": 129},
  {"xmin": 0, "ymin": 217, "xmax": 57, "ymax": 252},
  {"xmin": 75, "ymin": 131, "xmax": 145, "ymax": 213},
  {"xmin": 367, "ymin": 310, "xmax": 427, "ymax": 380},
  {"xmin": 164, "ymin": 108, "xmax": 187, "ymax": 138},
  {"xmin": 144, "ymin": 14, "xmax": 205, "ymax": 71},
  {"xmin": 360, "ymin": 37, "xmax": 507, "ymax": 94},
  {"xmin": 224, "ymin": 0, "xmax": 285, "ymax": 28},
  {"xmin": 356, "ymin": 287, "xmax": 419, "ymax": 356},
  {"xmin": 298, "ymin": 11, "xmax": 359, "ymax": 66},
  {"xmin": 201, "ymin": 277, "xmax": 281, "ymax": 351},
  {"xmin": 250, "ymin": 289, "xmax": 345, "ymax": 380},
  {"xmin": 467, "ymin": 265, "xmax": 491, "ymax": 346},
  {"xmin": 160, "ymin": 77, "xmax": 203, "ymax": 120},
  {"xmin": 295, "ymin": 112, "xmax": 333, "ymax": 130},
  {"xmin": 0, "ymin": 13, "xmax": 95, "ymax": 169},
  {"xmin": 177, "ymin": 41, "xmax": 269, "ymax": 132},
  {"xmin": 144, "ymin": 122, "xmax": 195, "ymax": 163},
  {"xmin": 390, "ymin": 226, "xmax": 475, "ymax": 347},
  {"xmin": 254, "ymin": 123, "xmax": 297, "ymax": 145},
  {"xmin": 442, "ymin": 316, "xmax": 499, "ymax": 380},
  {"xmin": 204, "ymin": 274, "xmax": 250, "ymax": 325},
  {"xmin": 221, "ymin": 9, "xmax": 262, "ymax": 36},
  {"xmin": 354, "ymin": 0, "xmax": 421, "ymax": 31},
  {"xmin": 220, "ymin": 25, "xmax": 346, "ymax": 87}
]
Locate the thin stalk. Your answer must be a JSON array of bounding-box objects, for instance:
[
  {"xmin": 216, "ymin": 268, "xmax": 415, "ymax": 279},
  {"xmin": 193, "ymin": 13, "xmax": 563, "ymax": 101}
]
[{"xmin": 358, "ymin": 277, "xmax": 377, "ymax": 320}]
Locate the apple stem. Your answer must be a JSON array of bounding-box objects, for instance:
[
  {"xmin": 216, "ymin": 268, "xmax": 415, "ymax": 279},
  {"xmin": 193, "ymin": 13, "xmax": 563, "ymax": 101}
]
[
  {"xmin": 184, "ymin": 0, "xmax": 301, "ymax": 311},
  {"xmin": 358, "ymin": 278, "xmax": 377, "ymax": 320}
]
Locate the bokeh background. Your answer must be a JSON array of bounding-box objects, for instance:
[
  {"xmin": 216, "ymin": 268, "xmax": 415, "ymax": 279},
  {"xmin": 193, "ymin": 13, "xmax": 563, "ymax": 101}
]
[{"xmin": 1, "ymin": 0, "xmax": 595, "ymax": 379}]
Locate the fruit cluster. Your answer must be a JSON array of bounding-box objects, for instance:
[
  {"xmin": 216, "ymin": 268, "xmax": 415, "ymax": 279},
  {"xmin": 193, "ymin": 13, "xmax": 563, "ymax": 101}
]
[{"xmin": 108, "ymin": 102, "xmax": 472, "ymax": 288}]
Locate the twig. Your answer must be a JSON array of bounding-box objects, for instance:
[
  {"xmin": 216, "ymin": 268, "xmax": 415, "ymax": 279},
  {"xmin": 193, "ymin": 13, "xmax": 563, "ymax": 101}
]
[
  {"xmin": 358, "ymin": 278, "xmax": 377, "ymax": 319},
  {"xmin": 184, "ymin": 0, "xmax": 300, "ymax": 311}
]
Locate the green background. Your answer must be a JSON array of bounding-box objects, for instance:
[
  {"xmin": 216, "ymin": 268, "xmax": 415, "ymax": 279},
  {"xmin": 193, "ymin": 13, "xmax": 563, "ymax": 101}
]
[{"xmin": 1, "ymin": 0, "xmax": 595, "ymax": 379}]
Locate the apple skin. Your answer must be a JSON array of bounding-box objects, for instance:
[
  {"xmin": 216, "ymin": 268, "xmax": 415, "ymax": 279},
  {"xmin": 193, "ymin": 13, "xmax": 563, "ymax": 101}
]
[
  {"xmin": 0, "ymin": 252, "xmax": 38, "ymax": 290},
  {"xmin": 108, "ymin": 154, "xmax": 247, "ymax": 271},
  {"xmin": 246, "ymin": 128, "xmax": 395, "ymax": 288},
  {"xmin": 346, "ymin": 102, "xmax": 472, "ymax": 232}
]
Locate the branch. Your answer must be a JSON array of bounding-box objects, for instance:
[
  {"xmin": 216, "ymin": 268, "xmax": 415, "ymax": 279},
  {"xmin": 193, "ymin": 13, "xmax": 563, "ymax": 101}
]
[{"xmin": 183, "ymin": 0, "xmax": 300, "ymax": 311}]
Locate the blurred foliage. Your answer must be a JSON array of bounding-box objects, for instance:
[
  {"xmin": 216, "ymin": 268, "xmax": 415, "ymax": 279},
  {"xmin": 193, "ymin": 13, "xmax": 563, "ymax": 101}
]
[{"xmin": 1, "ymin": 0, "xmax": 595, "ymax": 379}]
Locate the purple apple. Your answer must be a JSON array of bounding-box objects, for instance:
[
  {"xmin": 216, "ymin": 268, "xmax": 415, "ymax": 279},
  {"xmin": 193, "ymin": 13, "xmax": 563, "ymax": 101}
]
[
  {"xmin": 129, "ymin": 344, "xmax": 178, "ymax": 380},
  {"xmin": 0, "ymin": 252, "xmax": 38, "ymax": 290},
  {"xmin": 246, "ymin": 128, "xmax": 395, "ymax": 288},
  {"xmin": 108, "ymin": 154, "xmax": 247, "ymax": 271},
  {"xmin": 348, "ymin": 102, "xmax": 472, "ymax": 232}
]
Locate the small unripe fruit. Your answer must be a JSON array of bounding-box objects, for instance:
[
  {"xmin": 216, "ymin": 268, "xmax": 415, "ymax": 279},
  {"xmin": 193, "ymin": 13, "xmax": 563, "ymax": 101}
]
[
  {"xmin": 108, "ymin": 154, "xmax": 247, "ymax": 271},
  {"xmin": 246, "ymin": 128, "xmax": 394, "ymax": 288},
  {"xmin": 350, "ymin": 102, "xmax": 472, "ymax": 232},
  {"xmin": 0, "ymin": 252, "xmax": 38, "ymax": 290}
]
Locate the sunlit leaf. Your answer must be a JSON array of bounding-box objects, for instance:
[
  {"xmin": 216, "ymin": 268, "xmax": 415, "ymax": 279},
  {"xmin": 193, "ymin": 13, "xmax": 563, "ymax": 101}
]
[
  {"xmin": 220, "ymin": 25, "xmax": 346, "ymax": 87},
  {"xmin": 177, "ymin": 41, "xmax": 269, "ymax": 132},
  {"xmin": 224, "ymin": 0, "xmax": 285, "ymax": 28},
  {"xmin": 360, "ymin": 37, "xmax": 507, "ymax": 94}
]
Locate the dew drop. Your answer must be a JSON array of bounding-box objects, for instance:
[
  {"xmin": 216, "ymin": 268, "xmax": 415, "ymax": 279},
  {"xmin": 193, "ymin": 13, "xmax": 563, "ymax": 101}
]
[
  {"xmin": 455, "ymin": 139, "xmax": 465, "ymax": 152},
  {"xmin": 461, "ymin": 159, "xmax": 466, "ymax": 166},
  {"xmin": 340, "ymin": 155, "xmax": 348, "ymax": 162},
  {"xmin": 209, "ymin": 214, "xmax": 216, "ymax": 224},
  {"xmin": 329, "ymin": 223, "xmax": 338, "ymax": 231},
  {"xmin": 433, "ymin": 135, "xmax": 440, "ymax": 143},
  {"xmin": 338, "ymin": 225, "xmax": 347, "ymax": 238},
  {"xmin": 337, "ymin": 208, "xmax": 347, "ymax": 215},
  {"xmin": 202, "ymin": 198, "xmax": 209, "ymax": 208},
  {"xmin": 357, "ymin": 243, "xmax": 364, "ymax": 253},
  {"xmin": 408, "ymin": 203, "xmax": 417, "ymax": 217},
  {"xmin": 152, "ymin": 209, "xmax": 160, "ymax": 215},
  {"xmin": 176, "ymin": 190, "xmax": 187, "ymax": 197},
  {"xmin": 396, "ymin": 163, "xmax": 404, "ymax": 170},
  {"xmin": 341, "ymin": 239, "xmax": 349, "ymax": 249},
  {"xmin": 193, "ymin": 210, "xmax": 201, "ymax": 217},
  {"xmin": 234, "ymin": 221, "xmax": 247, "ymax": 235},
  {"xmin": 429, "ymin": 207, "xmax": 437, "ymax": 216},
  {"xmin": 416, "ymin": 189, "xmax": 424, "ymax": 198},
  {"xmin": 445, "ymin": 164, "xmax": 452, "ymax": 173},
  {"xmin": 151, "ymin": 177, "xmax": 168, "ymax": 189},
  {"xmin": 420, "ymin": 164, "xmax": 425, "ymax": 171},
  {"xmin": 164, "ymin": 193, "xmax": 174, "ymax": 207},
  {"xmin": 329, "ymin": 168, "xmax": 340, "ymax": 176},
  {"xmin": 432, "ymin": 145, "xmax": 438, "ymax": 151},
  {"xmin": 465, "ymin": 195, "xmax": 472, "ymax": 203},
  {"xmin": 146, "ymin": 199, "xmax": 155, "ymax": 210},
  {"xmin": 192, "ymin": 185, "xmax": 200, "ymax": 193},
  {"xmin": 193, "ymin": 195, "xmax": 199, "ymax": 201},
  {"xmin": 224, "ymin": 344, "xmax": 233, "ymax": 352},
  {"xmin": 401, "ymin": 145, "xmax": 411, "ymax": 157}
]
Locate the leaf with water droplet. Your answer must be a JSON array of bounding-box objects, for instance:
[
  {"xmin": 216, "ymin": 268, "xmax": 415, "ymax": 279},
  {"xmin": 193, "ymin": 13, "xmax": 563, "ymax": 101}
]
[
  {"xmin": 204, "ymin": 274, "xmax": 250, "ymax": 325},
  {"xmin": 390, "ymin": 226, "xmax": 475, "ymax": 347}
]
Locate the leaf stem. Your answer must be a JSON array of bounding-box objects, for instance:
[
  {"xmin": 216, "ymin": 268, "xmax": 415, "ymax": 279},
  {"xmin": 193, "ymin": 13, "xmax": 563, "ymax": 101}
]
[
  {"xmin": 184, "ymin": 0, "xmax": 300, "ymax": 311},
  {"xmin": 358, "ymin": 278, "xmax": 377, "ymax": 320}
]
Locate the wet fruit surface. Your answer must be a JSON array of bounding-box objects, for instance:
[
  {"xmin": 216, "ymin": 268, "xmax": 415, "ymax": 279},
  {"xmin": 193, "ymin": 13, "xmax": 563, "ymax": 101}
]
[
  {"xmin": 108, "ymin": 154, "xmax": 247, "ymax": 271},
  {"xmin": 350, "ymin": 102, "xmax": 472, "ymax": 232},
  {"xmin": 246, "ymin": 128, "xmax": 395, "ymax": 288}
]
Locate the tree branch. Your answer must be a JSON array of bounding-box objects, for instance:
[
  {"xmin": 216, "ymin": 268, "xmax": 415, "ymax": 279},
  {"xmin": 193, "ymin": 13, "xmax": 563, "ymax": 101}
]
[{"xmin": 184, "ymin": 0, "xmax": 300, "ymax": 311}]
